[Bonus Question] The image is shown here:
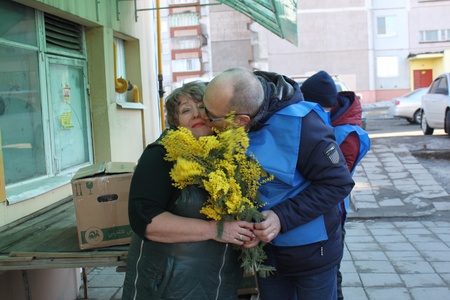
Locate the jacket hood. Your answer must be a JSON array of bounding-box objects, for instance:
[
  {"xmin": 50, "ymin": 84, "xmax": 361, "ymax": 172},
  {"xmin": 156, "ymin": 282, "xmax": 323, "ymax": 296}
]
[
  {"xmin": 250, "ymin": 71, "xmax": 304, "ymax": 131},
  {"xmin": 330, "ymin": 91, "xmax": 362, "ymax": 126}
]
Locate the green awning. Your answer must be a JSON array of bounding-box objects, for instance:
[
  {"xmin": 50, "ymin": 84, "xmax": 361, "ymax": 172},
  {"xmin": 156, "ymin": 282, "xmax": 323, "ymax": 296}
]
[{"xmin": 218, "ymin": 0, "xmax": 298, "ymax": 46}]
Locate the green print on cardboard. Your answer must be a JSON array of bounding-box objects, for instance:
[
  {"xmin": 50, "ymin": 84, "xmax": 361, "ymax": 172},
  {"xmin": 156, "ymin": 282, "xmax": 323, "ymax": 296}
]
[{"xmin": 81, "ymin": 225, "xmax": 132, "ymax": 245}]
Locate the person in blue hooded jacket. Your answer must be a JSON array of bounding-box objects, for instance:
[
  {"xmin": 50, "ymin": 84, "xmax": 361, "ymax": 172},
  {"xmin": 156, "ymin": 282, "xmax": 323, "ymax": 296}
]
[
  {"xmin": 301, "ymin": 70, "xmax": 370, "ymax": 300},
  {"xmin": 202, "ymin": 67, "xmax": 355, "ymax": 300}
]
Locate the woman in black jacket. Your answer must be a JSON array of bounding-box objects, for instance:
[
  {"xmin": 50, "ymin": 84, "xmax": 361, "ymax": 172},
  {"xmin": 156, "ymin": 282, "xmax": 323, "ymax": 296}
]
[{"xmin": 122, "ymin": 81, "xmax": 255, "ymax": 300}]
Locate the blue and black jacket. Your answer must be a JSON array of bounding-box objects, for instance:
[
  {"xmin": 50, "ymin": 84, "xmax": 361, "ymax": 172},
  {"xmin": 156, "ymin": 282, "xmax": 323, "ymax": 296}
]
[{"xmin": 247, "ymin": 71, "xmax": 355, "ymax": 276}]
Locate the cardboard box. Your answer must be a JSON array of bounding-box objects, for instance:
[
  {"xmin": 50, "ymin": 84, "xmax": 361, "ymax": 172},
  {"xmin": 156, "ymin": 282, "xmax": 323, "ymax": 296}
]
[{"xmin": 71, "ymin": 162, "xmax": 136, "ymax": 250}]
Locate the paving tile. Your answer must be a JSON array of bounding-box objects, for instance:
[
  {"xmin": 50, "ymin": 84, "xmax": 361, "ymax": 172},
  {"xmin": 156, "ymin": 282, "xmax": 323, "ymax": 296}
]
[
  {"xmin": 420, "ymin": 250, "xmax": 450, "ymax": 262},
  {"xmin": 433, "ymin": 202, "xmax": 450, "ymax": 211},
  {"xmin": 78, "ymin": 287, "xmax": 122, "ymax": 300},
  {"xmin": 359, "ymin": 273, "xmax": 404, "ymax": 287},
  {"xmin": 341, "ymin": 287, "xmax": 368, "ymax": 300},
  {"xmin": 340, "ymin": 259, "xmax": 358, "ymax": 273},
  {"xmin": 350, "ymin": 250, "xmax": 389, "ymax": 261},
  {"xmin": 440, "ymin": 273, "xmax": 450, "ymax": 285},
  {"xmin": 411, "ymin": 241, "xmax": 450, "ymax": 251},
  {"xmin": 364, "ymin": 287, "xmax": 411, "ymax": 300},
  {"xmin": 429, "ymin": 261, "xmax": 450, "ymax": 274},
  {"xmin": 354, "ymin": 260, "xmax": 397, "ymax": 273},
  {"xmin": 369, "ymin": 228, "xmax": 403, "ymax": 236},
  {"xmin": 341, "ymin": 272, "xmax": 362, "ymax": 287},
  {"xmin": 410, "ymin": 287, "xmax": 450, "ymax": 300},
  {"xmin": 384, "ymin": 250, "xmax": 423, "ymax": 261},
  {"xmin": 399, "ymin": 228, "xmax": 433, "ymax": 235},
  {"xmin": 374, "ymin": 234, "xmax": 408, "ymax": 243},
  {"xmin": 89, "ymin": 274, "xmax": 126, "ymax": 288},
  {"xmin": 393, "ymin": 222, "xmax": 425, "ymax": 229},
  {"xmin": 379, "ymin": 242, "xmax": 417, "ymax": 252},
  {"xmin": 346, "ymin": 242, "xmax": 382, "ymax": 251},
  {"xmin": 405, "ymin": 234, "xmax": 441, "ymax": 243},
  {"xmin": 345, "ymin": 235, "xmax": 376, "ymax": 243},
  {"xmin": 392, "ymin": 260, "xmax": 435, "ymax": 274},
  {"xmin": 400, "ymin": 273, "xmax": 445, "ymax": 287}
]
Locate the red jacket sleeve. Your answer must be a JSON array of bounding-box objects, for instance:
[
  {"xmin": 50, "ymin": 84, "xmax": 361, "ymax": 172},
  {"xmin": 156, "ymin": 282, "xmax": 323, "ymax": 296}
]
[{"xmin": 339, "ymin": 132, "xmax": 360, "ymax": 173}]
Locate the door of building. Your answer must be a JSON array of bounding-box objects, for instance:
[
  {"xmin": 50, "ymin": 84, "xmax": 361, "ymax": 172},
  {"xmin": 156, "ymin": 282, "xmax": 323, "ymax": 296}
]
[
  {"xmin": 413, "ymin": 69, "xmax": 433, "ymax": 90},
  {"xmin": 47, "ymin": 57, "xmax": 92, "ymax": 174}
]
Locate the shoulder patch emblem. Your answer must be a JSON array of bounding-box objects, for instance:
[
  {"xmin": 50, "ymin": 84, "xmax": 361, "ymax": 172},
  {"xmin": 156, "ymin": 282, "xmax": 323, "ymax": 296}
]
[{"xmin": 324, "ymin": 143, "xmax": 340, "ymax": 165}]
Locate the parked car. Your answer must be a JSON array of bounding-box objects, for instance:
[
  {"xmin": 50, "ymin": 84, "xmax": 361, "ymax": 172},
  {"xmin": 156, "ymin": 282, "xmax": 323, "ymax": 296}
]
[
  {"xmin": 388, "ymin": 87, "xmax": 428, "ymax": 124},
  {"xmin": 420, "ymin": 73, "xmax": 450, "ymax": 138},
  {"xmin": 292, "ymin": 74, "xmax": 367, "ymax": 129}
]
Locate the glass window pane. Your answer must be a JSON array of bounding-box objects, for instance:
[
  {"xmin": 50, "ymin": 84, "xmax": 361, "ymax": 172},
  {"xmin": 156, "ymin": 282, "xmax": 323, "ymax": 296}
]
[
  {"xmin": 0, "ymin": 0, "xmax": 37, "ymax": 46},
  {"xmin": 425, "ymin": 30, "xmax": 438, "ymax": 41},
  {"xmin": 377, "ymin": 17, "xmax": 386, "ymax": 35},
  {"xmin": 385, "ymin": 16, "xmax": 397, "ymax": 35},
  {"xmin": 376, "ymin": 56, "xmax": 398, "ymax": 78},
  {"xmin": 0, "ymin": 45, "xmax": 45, "ymax": 184},
  {"xmin": 48, "ymin": 60, "xmax": 90, "ymax": 172}
]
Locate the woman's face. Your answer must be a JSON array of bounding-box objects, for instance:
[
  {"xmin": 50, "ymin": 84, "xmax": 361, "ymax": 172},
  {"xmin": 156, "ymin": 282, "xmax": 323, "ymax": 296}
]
[{"xmin": 178, "ymin": 96, "xmax": 213, "ymax": 138}]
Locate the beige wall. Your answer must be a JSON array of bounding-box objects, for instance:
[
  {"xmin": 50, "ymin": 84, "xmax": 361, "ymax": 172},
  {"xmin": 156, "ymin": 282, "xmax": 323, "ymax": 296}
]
[
  {"xmin": 0, "ymin": 269, "xmax": 81, "ymax": 300},
  {"xmin": 263, "ymin": 6, "xmax": 371, "ymax": 98},
  {"xmin": 209, "ymin": 4, "xmax": 253, "ymax": 74}
]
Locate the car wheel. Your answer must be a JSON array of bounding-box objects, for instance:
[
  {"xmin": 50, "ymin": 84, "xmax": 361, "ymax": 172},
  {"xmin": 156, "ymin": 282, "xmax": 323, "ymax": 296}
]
[
  {"xmin": 446, "ymin": 110, "xmax": 450, "ymax": 138},
  {"xmin": 420, "ymin": 110, "xmax": 434, "ymax": 135},
  {"xmin": 413, "ymin": 109, "xmax": 421, "ymax": 124}
]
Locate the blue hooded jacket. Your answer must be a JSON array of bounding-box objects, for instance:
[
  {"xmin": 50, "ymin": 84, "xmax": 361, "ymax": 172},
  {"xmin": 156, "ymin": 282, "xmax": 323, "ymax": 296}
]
[{"xmin": 247, "ymin": 71, "xmax": 355, "ymax": 276}]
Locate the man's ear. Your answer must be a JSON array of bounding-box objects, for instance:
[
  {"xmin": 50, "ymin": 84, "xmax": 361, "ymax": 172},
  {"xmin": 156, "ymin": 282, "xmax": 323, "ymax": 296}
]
[{"xmin": 235, "ymin": 114, "xmax": 251, "ymax": 127}]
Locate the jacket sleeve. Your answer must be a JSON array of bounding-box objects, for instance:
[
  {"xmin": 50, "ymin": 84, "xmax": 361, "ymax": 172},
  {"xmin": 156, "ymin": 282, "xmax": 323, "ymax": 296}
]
[
  {"xmin": 271, "ymin": 111, "xmax": 355, "ymax": 233},
  {"xmin": 340, "ymin": 132, "xmax": 360, "ymax": 173},
  {"xmin": 128, "ymin": 145, "xmax": 177, "ymax": 239}
]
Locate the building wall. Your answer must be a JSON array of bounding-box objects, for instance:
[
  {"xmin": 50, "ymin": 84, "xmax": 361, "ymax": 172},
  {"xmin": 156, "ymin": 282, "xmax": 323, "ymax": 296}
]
[
  {"xmin": 0, "ymin": 268, "xmax": 81, "ymax": 300},
  {"xmin": 1, "ymin": 0, "xmax": 160, "ymax": 227},
  {"xmin": 264, "ymin": 3, "xmax": 371, "ymax": 99},
  {"xmin": 1, "ymin": 0, "xmax": 160, "ymax": 297},
  {"xmin": 209, "ymin": 3, "xmax": 253, "ymax": 75},
  {"xmin": 252, "ymin": 0, "xmax": 450, "ymax": 103}
]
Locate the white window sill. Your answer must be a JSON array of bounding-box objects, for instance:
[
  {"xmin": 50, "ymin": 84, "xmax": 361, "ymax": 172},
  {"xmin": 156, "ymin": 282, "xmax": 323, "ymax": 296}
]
[{"xmin": 6, "ymin": 175, "xmax": 72, "ymax": 205}]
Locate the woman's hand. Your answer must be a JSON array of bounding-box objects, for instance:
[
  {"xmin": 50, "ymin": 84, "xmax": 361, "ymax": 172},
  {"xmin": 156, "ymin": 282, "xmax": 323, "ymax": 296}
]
[{"xmin": 213, "ymin": 220, "xmax": 256, "ymax": 245}]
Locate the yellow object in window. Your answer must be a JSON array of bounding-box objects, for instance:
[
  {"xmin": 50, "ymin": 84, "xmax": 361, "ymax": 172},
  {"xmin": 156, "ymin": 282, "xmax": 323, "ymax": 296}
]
[{"xmin": 60, "ymin": 111, "xmax": 74, "ymax": 129}]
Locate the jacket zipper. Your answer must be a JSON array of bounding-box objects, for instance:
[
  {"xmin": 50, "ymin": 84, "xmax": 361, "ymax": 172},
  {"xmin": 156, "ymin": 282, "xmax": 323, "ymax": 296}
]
[{"xmin": 215, "ymin": 243, "xmax": 228, "ymax": 300}]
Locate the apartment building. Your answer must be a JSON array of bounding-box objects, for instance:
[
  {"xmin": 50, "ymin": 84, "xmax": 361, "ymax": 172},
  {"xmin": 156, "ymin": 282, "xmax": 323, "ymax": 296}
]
[
  {"xmin": 260, "ymin": 0, "xmax": 450, "ymax": 102},
  {"xmin": 163, "ymin": 0, "xmax": 450, "ymax": 103}
]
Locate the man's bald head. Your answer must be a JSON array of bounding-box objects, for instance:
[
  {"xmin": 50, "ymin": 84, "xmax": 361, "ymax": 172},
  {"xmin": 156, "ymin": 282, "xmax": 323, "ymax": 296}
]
[{"xmin": 207, "ymin": 67, "xmax": 264, "ymax": 116}]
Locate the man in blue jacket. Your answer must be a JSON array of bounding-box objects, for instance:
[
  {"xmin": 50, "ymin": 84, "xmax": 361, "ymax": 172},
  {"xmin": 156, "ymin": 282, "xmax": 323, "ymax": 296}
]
[
  {"xmin": 202, "ymin": 67, "xmax": 355, "ymax": 300},
  {"xmin": 301, "ymin": 70, "xmax": 370, "ymax": 300}
]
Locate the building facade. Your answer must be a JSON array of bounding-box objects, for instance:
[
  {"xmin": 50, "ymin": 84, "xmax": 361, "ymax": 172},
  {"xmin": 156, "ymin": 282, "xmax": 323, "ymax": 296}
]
[
  {"xmin": 0, "ymin": 0, "xmax": 161, "ymax": 297},
  {"xmin": 161, "ymin": 0, "xmax": 450, "ymax": 103},
  {"xmin": 253, "ymin": 0, "xmax": 450, "ymax": 102}
]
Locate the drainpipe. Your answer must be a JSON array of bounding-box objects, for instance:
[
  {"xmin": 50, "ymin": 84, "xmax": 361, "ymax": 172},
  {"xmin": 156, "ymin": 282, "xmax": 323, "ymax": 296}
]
[{"xmin": 156, "ymin": 0, "xmax": 166, "ymax": 130}]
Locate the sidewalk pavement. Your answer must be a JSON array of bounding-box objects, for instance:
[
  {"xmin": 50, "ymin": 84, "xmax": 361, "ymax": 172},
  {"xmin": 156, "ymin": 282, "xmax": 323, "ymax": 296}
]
[{"xmin": 78, "ymin": 140, "xmax": 450, "ymax": 300}]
